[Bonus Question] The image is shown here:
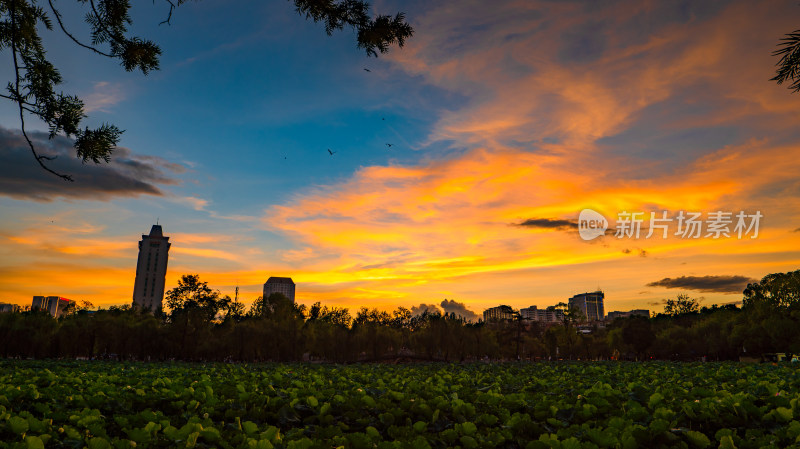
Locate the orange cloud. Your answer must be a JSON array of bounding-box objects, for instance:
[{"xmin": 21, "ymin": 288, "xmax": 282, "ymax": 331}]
[{"xmin": 256, "ymin": 0, "xmax": 800, "ymax": 311}]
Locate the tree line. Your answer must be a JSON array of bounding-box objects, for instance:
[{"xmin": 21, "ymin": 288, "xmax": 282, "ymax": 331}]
[{"xmin": 0, "ymin": 270, "xmax": 798, "ymax": 363}]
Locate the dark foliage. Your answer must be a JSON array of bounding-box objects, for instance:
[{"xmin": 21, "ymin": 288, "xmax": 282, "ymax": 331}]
[{"xmin": 1, "ymin": 269, "xmax": 798, "ymax": 362}]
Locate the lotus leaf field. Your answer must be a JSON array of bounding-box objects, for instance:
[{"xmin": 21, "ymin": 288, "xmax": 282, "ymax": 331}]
[{"xmin": 1, "ymin": 361, "xmax": 799, "ymax": 449}]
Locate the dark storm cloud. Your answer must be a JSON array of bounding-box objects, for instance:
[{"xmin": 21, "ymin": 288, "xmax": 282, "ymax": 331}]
[
  {"xmin": 515, "ymin": 218, "xmax": 578, "ymax": 230},
  {"xmin": 0, "ymin": 127, "xmax": 184, "ymax": 201},
  {"xmin": 646, "ymin": 275, "xmax": 757, "ymax": 294},
  {"xmin": 440, "ymin": 299, "xmax": 479, "ymax": 322}
]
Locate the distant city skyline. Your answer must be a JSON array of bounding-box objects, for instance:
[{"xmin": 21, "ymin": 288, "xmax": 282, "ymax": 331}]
[
  {"xmin": 1, "ymin": 0, "xmax": 798, "ymax": 313},
  {"xmin": 0, "ymin": 216, "xmax": 776, "ymax": 315}
]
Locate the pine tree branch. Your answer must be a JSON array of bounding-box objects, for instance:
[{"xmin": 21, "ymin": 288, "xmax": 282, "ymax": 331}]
[
  {"xmin": 88, "ymin": 0, "xmax": 127, "ymax": 47},
  {"xmin": 0, "ymin": 93, "xmax": 39, "ymax": 114},
  {"xmin": 9, "ymin": 0, "xmax": 73, "ymax": 182},
  {"xmin": 47, "ymin": 0, "xmax": 113, "ymax": 58},
  {"xmin": 772, "ymin": 30, "xmax": 800, "ymax": 92},
  {"xmin": 159, "ymin": 0, "xmax": 176, "ymax": 25}
]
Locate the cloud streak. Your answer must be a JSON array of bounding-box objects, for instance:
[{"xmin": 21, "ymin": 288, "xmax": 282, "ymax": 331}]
[
  {"xmin": 646, "ymin": 275, "xmax": 757, "ymax": 294},
  {"xmin": 515, "ymin": 218, "xmax": 577, "ymax": 230},
  {"xmin": 82, "ymin": 81, "xmax": 126, "ymax": 112},
  {"xmin": 0, "ymin": 127, "xmax": 184, "ymax": 201}
]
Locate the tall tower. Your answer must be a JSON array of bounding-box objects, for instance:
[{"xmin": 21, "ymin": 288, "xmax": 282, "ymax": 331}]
[
  {"xmin": 568, "ymin": 291, "xmax": 605, "ymax": 322},
  {"xmin": 263, "ymin": 277, "xmax": 296, "ymax": 303},
  {"xmin": 132, "ymin": 225, "xmax": 171, "ymax": 312}
]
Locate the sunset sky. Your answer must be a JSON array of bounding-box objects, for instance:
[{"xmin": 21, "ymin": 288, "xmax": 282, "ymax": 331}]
[{"xmin": 1, "ymin": 0, "xmax": 799, "ymax": 316}]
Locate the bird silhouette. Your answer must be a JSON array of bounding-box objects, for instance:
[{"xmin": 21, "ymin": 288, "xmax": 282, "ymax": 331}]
[
  {"xmin": 386, "ymin": 143, "xmax": 393, "ymax": 148},
  {"xmin": 327, "ymin": 149, "xmax": 337, "ymax": 156},
  {"xmin": 363, "ymin": 68, "xmax": 371, "ymax": 72}
]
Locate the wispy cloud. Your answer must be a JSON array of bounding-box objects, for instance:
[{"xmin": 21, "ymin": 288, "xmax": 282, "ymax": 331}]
[
  {"xmin": 182, "ymin": 196, "xmax": 209, "ymax": 211},
  {"xmin": 82, "ymin": 81, "xmax": 126, "ymax": 112},
  {"xmin": 1, "ymin": 230, "xmax": 131, "ymax": 259},
  {"xmin": 172, "ymin": 247, "xmax": 240, "ymax": 262},
  {"xmin": 256, "ymin": 0, "xmax": 800, "ymax": 309},
  {"xmin": 646, "ymin": 275, "xmax": 757, "ymax": 294},
  {"xmin": 515, "ymin": 218, "xmax": 577, "ymax": 230}
]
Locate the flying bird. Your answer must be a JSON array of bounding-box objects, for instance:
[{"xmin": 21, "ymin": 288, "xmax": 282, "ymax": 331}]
[
  {"xmin": 386, "ymin": 143, "xmax": 393, "ymax": 148},
  {"xmin": 327, "ymin": 149, "xmax": 337, "ymax": 156},
  {"xmin": 363, "ymin": 68, "xmax": 371, "ymax": 72}
]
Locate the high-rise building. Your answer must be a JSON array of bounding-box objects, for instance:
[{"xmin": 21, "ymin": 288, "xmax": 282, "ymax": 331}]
[
  {"xmin": 132, "ymin": 225, "xmax": 171, "ymax": 312},
  {"xmin": 568, "ymin": 291, "xmax": 605, "ymax": 321},
  {"xmin": 263, "ymin": 277, "xmax": 295, "ymax": 303},
  {"xmin": 520, "ymin": 305, "xmax": 564, "ymax": 323},
  {"xmin": 0, "ymin": 302, "xmax": 20, "ymax": 313},
  {"xmin": 31, "ymin": 296, "xmax": 74, "ymax": 317},
  {"xmin": 31, "ymin": 296, "xmax": 47, "ymax": 311},
  {"xmin": 483, "ymin": 305, "xmax": 515, "ymax": 322},
  {"xmin": 520, "ymin": 305, "xmax": 542, "ymax": 321}
]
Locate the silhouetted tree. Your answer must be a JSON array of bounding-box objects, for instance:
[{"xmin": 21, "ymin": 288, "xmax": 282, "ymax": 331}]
[
  {"xmin": 621, "ymin": 315, "xmax": 655, "ymax": 360},
  {"xmin": 663, "ymin": 294, "xmax": 700, "ymax": 316},
  {"xmin": 5, "ymin": 268, "xmax": 800, "ymax": 362},
  {"xmin": 553, "ymin": 302, "xmax": 581, "ymax": 358},
  {"xmin": 166, "ymin": 274, "xmax": 225, "ymax": 322},
  {"xmin": 166, "ymin": 274, "xmax": 225, "ymax": 358},
  {"xmin": 743, "ymin": 269, "xmax": 800, "ymax": 310}
]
